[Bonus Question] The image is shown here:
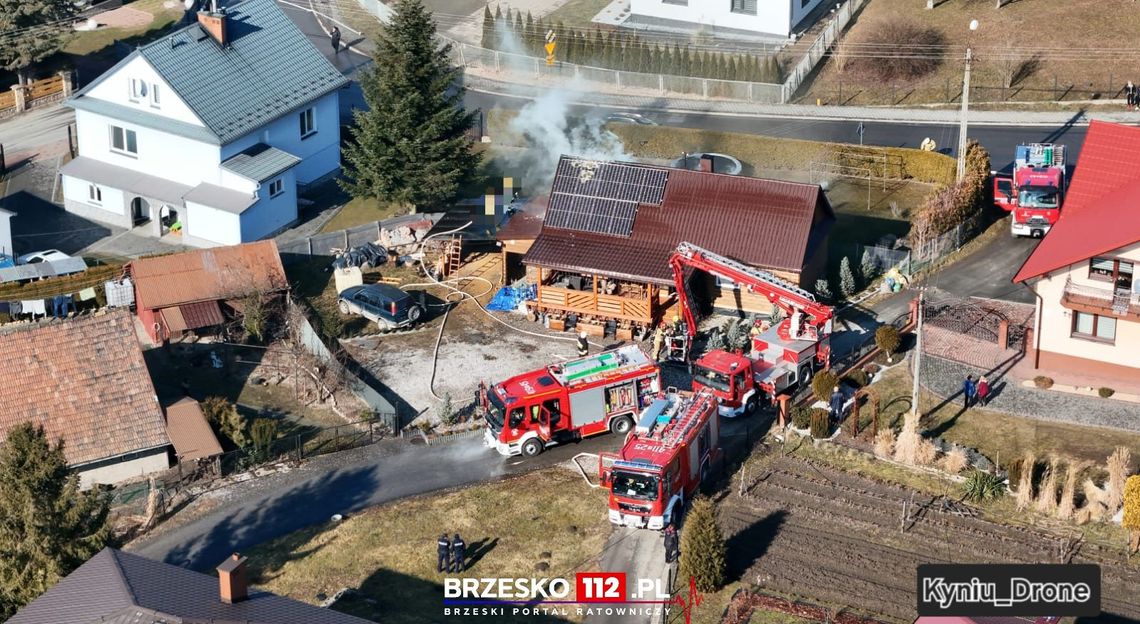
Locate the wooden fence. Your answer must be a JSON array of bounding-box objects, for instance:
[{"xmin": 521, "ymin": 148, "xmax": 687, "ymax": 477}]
[
  {"xmin": 0, "ymin": 74, "xmax": 69, "ymax": 118},
  {"xmin": 0, "ymin": 90, "xmax": 14, "ymax": 111},
  {"xmin": 28, "ymin": 75, "xmax": 64, "ymax": 104}
]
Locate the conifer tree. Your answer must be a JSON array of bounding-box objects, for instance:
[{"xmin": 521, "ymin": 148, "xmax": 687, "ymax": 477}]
[
  {"xmin": 680, "ymin": 46, "xmax": 692, "ymax": 75},
  {"xmin": 0, "ymin": 0, "xmax": 78, "ymax": 85},
  {"xmin": 480, "ymin": 5, "xmax": 495, "ymax": 50},
  {"xmin": 840, "ymin": 256, "xmax": 857, "ymax": 298},
  {"xmin": 513, "ymin": 10, "xmax": 524, "ymax": 40},
  {"xmin": 678, "ymin": 497, "xmax": 726, "ymax": 593},
  {"xmin": 341, "ymin": 0, "xmax": 480, "ymax": 210},
  {"xmin": 669, "ymin": 43, "xmax": 682, "ymax": 75},
  {"xmin": 524, "ymin": 11, "xmax": 537, "ymax": 55},
  {"xmin": 768, "ymin": 55, "xmax": 781, "ymax": 82},
  {"xmin": 0, "ymin": 424, "xmax": 110, "ymax": 618}
]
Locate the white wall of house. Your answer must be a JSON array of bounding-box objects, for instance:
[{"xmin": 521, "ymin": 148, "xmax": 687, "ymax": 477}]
[
  {"xmin": 185, "ymin": 202, "xmax": 242, "ymax": 246},
  {"xmin": 629, "ymin": 0, "xmax": 821, "ymax": 37},
  {"xmin": 60, "ymin": 175, "xmax": 131, "ymax": 228},
  {"xmin": 74, "ymin": 109, "xmax": 221, "ymax": 187},
  {"xmin": 240, "ymin": 171, "xmax": 299, "ymax": 241},
  {"xmin": 1034, "ymin": 241, "xmax": 1140, "ymax": 370},
  {"xmin": 76, "ymin": 447, "xmax": 170, "ymax": 489},
  {"xmin": 83, "ymin": 56, "xmax": 205, "ymax": 126},
  {"xmin": 220, "ymin": 169, "xmax": 259, "ymax": 194},
  {"xmin": 221, "ymin": 91, "xmax": 341, "ymax": 186},
  {"xmin": 0, "ymin": 212, "xmax": 13, "ymax": 259}
]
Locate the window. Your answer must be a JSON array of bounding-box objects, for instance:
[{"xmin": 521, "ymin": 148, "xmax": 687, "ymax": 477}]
[
  {"xmin": 1089, "ymin": 257, "xmax": 1134, "ymax": 291},
  {"xmin": 299, "ymin": 107, "xmax": 315, "ymax": 138},
  {"xmin": 129, "ymin": 78, "xmax": 147, "ymax": 101},
  {"xmin": 730, "ymin": 0, "xmax": 757, "ymax": 15},
  {"xmin": 88, "ymin": 184, "xmax": 102, "ymax": 204},
  {"xmin": 268, "ymin": 178, "xmax": 284, "ymax": 197},
  {"xmin": 1072, "ymin": 311, "xmax": 1116, "ymax": 343},
  {"xmin": 150, "ymin": 84, "xmax": 161, "ymax": 108},
  {"xmin": 110, "ymin": 126, "xmax": 137, "ymax": 156},
  {"xmin": 662, "ymin": 0, "xmax": 687, "ymax": 5}
]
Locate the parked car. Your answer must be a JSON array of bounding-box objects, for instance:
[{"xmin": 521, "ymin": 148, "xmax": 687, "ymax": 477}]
[
  {"xmin": 605, "ymin": 113, "xmax": 657, "ymax": 125},
  {"xmin": 337, "ymin": 283, "xmax": 424, "ymax": 331},
  {"xmin": 17, "ymin": 249, "xmax": 71, "ymax": 265}
]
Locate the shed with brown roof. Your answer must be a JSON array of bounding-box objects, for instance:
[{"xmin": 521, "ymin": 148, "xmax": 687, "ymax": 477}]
[
  {"xmin": 164, "ymin": 398, "xmax": 223, "ymax": 462},
  {"xmin": 0, "ymin": 311, "xmax": 170, "ymax": 487},
  {"xmin": 522, "ymin": 156, "xmax": 833, "ymax": 331},
  {"xmin": 131, "ymin": 240, "xmax": 288, "ymax": 344}
]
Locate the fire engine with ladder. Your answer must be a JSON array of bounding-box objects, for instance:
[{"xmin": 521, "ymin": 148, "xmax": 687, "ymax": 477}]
[
  {"xmin": 480, "ymin": 345, "xmax": 661, "ymax": 458},
  {"xmin": 993, "ymin": 143, "xmax": 1067, "ymax": 238},
  {"xmin": 669, "ymin": 242, "xmax": 834, "ymax": 416},
  {"xmin": 599, "ymin": 388, "xmax": 721, "ymax": 530}
]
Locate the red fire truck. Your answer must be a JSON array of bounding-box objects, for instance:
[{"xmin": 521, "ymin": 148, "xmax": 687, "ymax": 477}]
[
  {"xmin": 669, "ymin": 242, "xmax": 834, "ymax": 416},
  {"xmin": 480, "ymin": 345, "xmax": 661, "ymax": 458},
  {"xmin": 994, "ymin": 143, "xmax": 1066, "ymax": 238},
  {"xmin": 598, "ymin": 389, "xmax": 721, "ymax": 530}
]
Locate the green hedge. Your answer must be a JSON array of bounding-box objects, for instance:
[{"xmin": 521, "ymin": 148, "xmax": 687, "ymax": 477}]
[{"xmin": 608, "ymin": 125, "xmax": 956, "ymax": 184}]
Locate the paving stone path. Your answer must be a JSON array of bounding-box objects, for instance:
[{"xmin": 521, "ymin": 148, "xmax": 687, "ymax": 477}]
[{"xmin": 921, "ymin": 355, "xmax": 1140, "ymax": 434}]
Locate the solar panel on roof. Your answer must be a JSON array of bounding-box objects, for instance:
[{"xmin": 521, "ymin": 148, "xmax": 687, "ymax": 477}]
[
  {"xmin": 546, "ymin": 194, "xmax": 638, "ymax": 237},
  {"xmin": 552, "ymin": 159, "xmax": 667, "ymax": 205}
]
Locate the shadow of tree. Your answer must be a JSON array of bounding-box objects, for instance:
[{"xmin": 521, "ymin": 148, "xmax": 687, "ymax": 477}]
[{"xmin": 725, "ymin": 509, "xmax": 788, "ymax": 581}]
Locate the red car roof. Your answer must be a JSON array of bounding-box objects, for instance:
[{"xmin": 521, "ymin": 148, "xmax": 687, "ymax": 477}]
[{"xmin": 1014, "ymin": 120, "xmax": 1140, "ymax": 283}]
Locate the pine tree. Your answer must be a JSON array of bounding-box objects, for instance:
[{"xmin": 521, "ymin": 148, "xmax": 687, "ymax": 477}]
[
  {"xmin": 680, "ymin": 46, "xmax": 692, "ymax": 75},
  {"xmin": 341, "ymin": 0, "xmax": 480, "ymax": 210},
  {"xmin": 0, "ymin": 424, "xmax": 110, "ymax": 618},
  {"xmin": 860, "ymin": 248, "xmax": 879, "ymax": 283},
  {"xmin": 494, "ymin": 4, "xmax": 503, "ymax": 22},
  {"xmin": 480, "ymin": 5, "xmax": 495, "ymax": 49},
  {"xmin": 513, "ymin": 10, "xmax": 524, "ymax": 40},
  {"xmin": 694, "ymin": 51, "xmax": 705, "ymax": 78},
  {"xmin": 840, "ymin": 256, "xmax": 857, "ymax": 298},
  {"xmin": 731, "ymin": 56, "xmax": 742, "ymax": 81},
  {"xmin": 669, "ymin": 43, "xmax": 682, "ymax": 76},
  {"xmin": 815, "ymin": 278, "xmax": 833, "ymax": 302},
  {"xmin": 0, "ymin": 0, "xmax": 78, "ymax": 85},
  {"xmin": 524, "ymin": 11, "xmax": 536, "ymax": 55},
  {"xmin": 591, "ymin": 28, "xmax": 604, "ymax": 66},
  {"xmin": 634, "ymin": 40, "xmax": 648, "ymax": 73},
  {"xmin": 711, "ymin": 54, "xmax": 723, "ymax": 80},
  {"xmin": 678, "ymin": 497, "xmax": 726, "ymax": 593},
  {"xmin": 768, "ymin": 55, "xmax": 781, "ymax": 82}
]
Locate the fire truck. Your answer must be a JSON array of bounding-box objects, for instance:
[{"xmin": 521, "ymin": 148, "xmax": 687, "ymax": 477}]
[
  {"xmin": 598, "ymin": 389, "xmax": 721, "ymax": 530},
  {"xmin": 993, "ymin": 143, "xmax": 1066, "ymax": 238},
  {"xmin": 669, "ymin": 242, "xmax": 834, "ymax": 416},
  {"xmin": 480, "ymin": 345, "xmax": 661, "ymax": 457}
]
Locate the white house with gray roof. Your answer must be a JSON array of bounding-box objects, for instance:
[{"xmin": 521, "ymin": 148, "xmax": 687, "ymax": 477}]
[{"xmin": 59, "ymin": 0, "xmax": 348, "ymax": 247}]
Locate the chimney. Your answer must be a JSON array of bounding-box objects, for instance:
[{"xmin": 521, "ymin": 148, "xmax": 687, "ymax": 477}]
[
  {"xmin": 197, "ymin": 1, "xmax": 228, "ymax": 47},
  {"xmin": 216, "ymin": 553, "xmax": 249, "ymax": 604},
  {"xmin": 698, "ymin": 154, "xmax": 714, "ymax": 173}
]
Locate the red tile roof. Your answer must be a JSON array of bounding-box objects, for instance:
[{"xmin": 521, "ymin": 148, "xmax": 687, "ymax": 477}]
[
  {"xmin": 164, "ymin": 398, "xmax": 223, "ymax": 461},
  {"xmin": 131, "ymin": 240, "xmax": 288, "ymax": 311},
  {"xmin": 0, "ymin": 311, "xmax": 168, "ymax": 466},
  {"xmin": 524, "ymin": 158, "xmax": 833, "ymax": 284},
  {"xmin": 1014, "ymin": 121, "xmax": 1140, "ymax": 282}
]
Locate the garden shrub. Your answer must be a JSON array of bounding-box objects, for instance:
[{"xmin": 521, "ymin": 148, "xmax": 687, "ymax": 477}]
[
  {"xmin": 875, "ymin": 325, "xmax": 901, "ymax": 362},
  {"xmin": 851, "ymin": 19, "xmax": 946, "ymax": 82},
  {"xmin": 1123, "ymin": 475, "xmax": 1140, "ymax": 530},
  {"xmin": 791, "ymin": 405, "xmax": 812, "ymax": 429},
  {"xmin": 809, "ymin": 409, "xmax": 830, "ymax": 439},
  {"xmin": 962, "ymin": 470, "xmax": 1006, "ymax": 502},
  {"xmin": 1098, "ymin": 387, "xmax": 1115, "ymax": 398},
  {"xmin": 1034, "ymin": 376, "xmax": 1054, "ymax": 389},
  {"xmin": 811, "ymin": 370, "xmax": 839, "ymax": 403},
  {"xmin": 679, "ymin": 497, "xmax": 726, "ymax": 592},
  {"xmin": 843, "ymin": 369, "xmax": 870, "ymax": 389}
]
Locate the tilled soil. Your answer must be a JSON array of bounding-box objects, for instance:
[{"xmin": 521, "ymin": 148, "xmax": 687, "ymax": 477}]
[{"xmin": 720, "ymin": 454, "xmax": 1140, "ymax": 623}]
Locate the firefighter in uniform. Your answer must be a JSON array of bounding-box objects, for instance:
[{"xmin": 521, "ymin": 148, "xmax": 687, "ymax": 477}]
[
  {"xmin": 663, "ymin": 524, "xmax": 679, "ymax": 563},
  {"xmin": 651, "ymin": 323, "xmax": 666, "ymax": 361},
  {"xmin": 450, "ymin": 533, "xmax": 467, "ymax": 572},
  {"xmin": 576, "ymin": 331, "xmax": 589, "ymax": 357},
  {"xmin": 437, "ymin": 533, "xmax": 451, "ymax": 572}
]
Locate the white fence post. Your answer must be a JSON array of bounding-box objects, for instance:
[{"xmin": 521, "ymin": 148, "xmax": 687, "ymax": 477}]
[
  {"xmin": 659, "ymin": 74, "xmax": 664, "ymax": 93},
  {"xmin": 616, "ymin": 71, "xmax": 622, "ymax": 88},
  {"xmin": 494, "ymin": 50, "xmax": 500, "ymax": 72},
  {"xmin": 702, "ymin": 79, "xmax": 708, "ymax": 98}
]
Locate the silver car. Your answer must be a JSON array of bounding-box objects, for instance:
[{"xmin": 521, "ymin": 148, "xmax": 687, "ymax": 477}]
[{"xmin": 337, "ymin": 283, "xmax": 424, "ymax": 331}]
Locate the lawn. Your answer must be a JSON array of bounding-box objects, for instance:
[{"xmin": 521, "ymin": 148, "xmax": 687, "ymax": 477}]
[
  {"xmin": 542, "ymin": 0, "xmax": 613, "ymax": 29},
  {"xmin": 318, "ymin": 197, "xmax": 404, "ymax": 234},
  {"xmin": 867, "ymin": 364, "xmax": 1140, "ymax": 467},
  {"xmin": 802, "ymin": 0, "xmax": 1140, "ymax": 106},
  {"xmin": 247, "ymin": 468, "xmax": 611, "ymax": 624},
  {"xmin": 65, "ymin": 0, "xmax": 185, "ymax": 56}
]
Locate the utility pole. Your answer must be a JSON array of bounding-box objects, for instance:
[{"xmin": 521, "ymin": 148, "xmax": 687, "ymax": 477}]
[
  {"xmin": 911, "ymin": 288, "xmax": 925, "ymax": 415},
  {"xmin": 956, "ymin": 20, "xmax": 979, "ymax": 181}
]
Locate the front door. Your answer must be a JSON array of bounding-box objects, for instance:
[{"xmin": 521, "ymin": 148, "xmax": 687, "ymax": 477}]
[
  {"xmin": 131, "ymin": 197, "xmax": 151, "ymax": 225},
  {"xmin": 529, "ymin": 405, "xmax": 550, "ymax": 441}
]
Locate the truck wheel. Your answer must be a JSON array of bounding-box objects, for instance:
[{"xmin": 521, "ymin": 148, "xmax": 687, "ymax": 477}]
[
  {"xmin": 407, "ymin": 305, "xmax": 423, "ymax": 323},
  {"xmin": 743, "ymin": 394, "xmax": 759, "ymax": 416},
  {"xmin": 611, "ymin": 416, "xmax": 634, "ymax": 435},
  {"xmin": 799, "ymin": 366, "xmax": 813, "ymax": 387},
  {"xmin": 521, "ymin": 438, "xmax": 543, "ymax": 457}
]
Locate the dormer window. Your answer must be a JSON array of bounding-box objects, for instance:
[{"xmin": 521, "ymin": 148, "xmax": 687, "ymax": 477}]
[{"xmin": 129, "ymin": 78, "xmax": 148, "ymax": 102}]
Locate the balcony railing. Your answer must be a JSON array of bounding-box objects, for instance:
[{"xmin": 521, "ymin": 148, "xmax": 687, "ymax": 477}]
[{"xmin": 1062, "ymin": 278, "xmax": 1140, "ymax": 319}]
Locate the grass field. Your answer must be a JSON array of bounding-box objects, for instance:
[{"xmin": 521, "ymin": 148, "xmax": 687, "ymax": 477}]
[
  {"xmin": 65, "ymin": 0, "xmax": 184, "ymax": 56},
  {"xmin": 542, "ymin": 0, "xmax": 612, "ymax": 30},
  {"xmin": 867, "ymin": 364, "xmax": 1140, "ymax": 467},
  {"xmin": 247, "ymin": 468, "xmax": 610, "ymax": 624},
  {"xmin": 318, "ymin": 197, "xmax": 404, "ymax": 234},
  {"xmin": 803, "ymin": 0, "xmax": 1140, "ymax": 106}
]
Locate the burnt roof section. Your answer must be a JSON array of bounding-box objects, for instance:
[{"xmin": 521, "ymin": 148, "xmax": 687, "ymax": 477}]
[
  {"xmin": 8, "ymin": 548, "xmax": 373, "ymax": 624},
  {"xmin": 524, "ymin": 156, "xmax": 833, "ymax": 284}
]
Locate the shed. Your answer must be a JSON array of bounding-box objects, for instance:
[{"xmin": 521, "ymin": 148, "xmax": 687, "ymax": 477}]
[{"xmin": 164, "ymin": 398, "xmax": 223, "ymax": 463}]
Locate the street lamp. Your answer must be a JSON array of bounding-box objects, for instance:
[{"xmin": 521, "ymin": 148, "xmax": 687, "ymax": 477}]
[{"xmin": 956, "ymin": 19, "xmax": 979, "ymax": 182}]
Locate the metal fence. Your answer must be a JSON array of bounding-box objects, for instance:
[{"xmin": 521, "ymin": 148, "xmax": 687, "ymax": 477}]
[
  {"xmin": 782, "ymin": 0, "xmax": 867, "ymax": 101},
  {"xmin": 857, "ymin": 212, "xmax": 987, "ymax": 279},
  {"xmin": 276, "ymin": 212, "xmax": 442, "ymax": 263}
]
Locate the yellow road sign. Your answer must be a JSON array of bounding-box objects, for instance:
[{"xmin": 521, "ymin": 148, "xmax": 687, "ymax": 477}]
[
  {"xmin": 544, "ymin": 42, "xmax": 556, "ymax": 55},
  {"xmin": 546, "ymin": 54, "xmax": 555, "ymax": 66}
]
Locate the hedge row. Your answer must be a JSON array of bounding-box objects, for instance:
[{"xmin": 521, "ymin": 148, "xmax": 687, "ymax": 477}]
[
  {"xmin": 910, "ymin": 140, "xmax": 990, "ymax": 243},
  {"xmin": 607, "ymin": 125, "xmax": 957, "ymax": 184},
  {"xmin": 481, "ymin": 6, "xmax": 782, "ymax": 84}
]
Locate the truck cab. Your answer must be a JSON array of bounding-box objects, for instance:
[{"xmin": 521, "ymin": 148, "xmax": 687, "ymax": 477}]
[{"xmin": 994, "ymin": 143, "xmax": 1066, "ymax": 238}]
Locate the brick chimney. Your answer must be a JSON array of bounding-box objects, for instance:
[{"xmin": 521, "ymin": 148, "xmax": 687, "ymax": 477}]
[
  {"xmin": 217, "ymin": 553, "xmax": 249, "ymax": 604},
  {"xmin": 698, "ymin": 154, "xmax": 714, "ymax": 173},
  {"xmin": 197, "ymin": 0, "xmax": 228, "ymax": 47}
]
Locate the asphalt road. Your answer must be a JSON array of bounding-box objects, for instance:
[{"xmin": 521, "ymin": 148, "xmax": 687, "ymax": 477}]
[{"xmin": 129, "ymin": 433, "xmax": 623, "ymax": 570}]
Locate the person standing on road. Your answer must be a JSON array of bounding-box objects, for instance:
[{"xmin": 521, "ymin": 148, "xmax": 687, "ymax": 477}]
[
  {"xmin": 962, "ymin": 375, "xmax": 976, "ymax": 409},
  {"xmin": 437, "ymin": 533, "xmax": 451, "ymax": 573},
  {"xmin": 829, "ymin": 387, "xmax": 844, "ymax": 423},
  {"xmin": 450, "ymin": 533, "xmax": 467, "ymax": 573},
  {"xmin": 1127, "ymin": 81, "xmax": 1137, "ymax": 109},
  {"xmin": 976, "ymin": 376, "xmax": 990, "ymax": 407},
  {"xmin": 663, "ymin": 524, "xmax": 679, "ymax": 563},
  {"xmin": 330, "ymin": 27, "xmax": 342, "ymax": 55},
  {"xmin": 576, "ymin": 331, "xmax": 589, "ymax": 358}
]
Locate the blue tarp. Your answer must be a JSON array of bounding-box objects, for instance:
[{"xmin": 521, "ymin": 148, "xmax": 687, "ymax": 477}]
[{"xmin": 486, "ymin": 285, "xmax": 536, "ymax": 312}]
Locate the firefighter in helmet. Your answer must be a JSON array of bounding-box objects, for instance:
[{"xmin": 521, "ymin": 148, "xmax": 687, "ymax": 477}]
[
  {"xmin": 651, "ymin": 322, "xmax": 667, "ymax": 361},
  {"xmin": 576, "ymin": 330, "xmax": 589, "ymax": 357}
]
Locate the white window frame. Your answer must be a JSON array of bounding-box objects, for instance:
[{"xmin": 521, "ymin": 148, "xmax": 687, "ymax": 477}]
[
  {"xmin": 730, "ymin": 0, "xmax": 757, "ymax": 15},
  {"xmin": 150, "ymin": 83, "xmax": 161, "ymax": 108},
  {"xmin": 299, "ymin": 107, "xmax": 316, "ymax": 138},
  {"xmin": 1071, "ymin": 311, "xmax": 1116, "ymax": 344},
  {"xmin": 129, "ymin": 78, "xmax": 147, "ymax": 102},
  {"xmin": 268, "ymin": 178, "xmax": 284, "ymax": 198},
  {"xmin": 110, "ymin": 125, "xmax": 138, "ymax": 156},
  {"xmin": 88, "ymin": 184, "xmax": 102, "ymax": 205}
]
